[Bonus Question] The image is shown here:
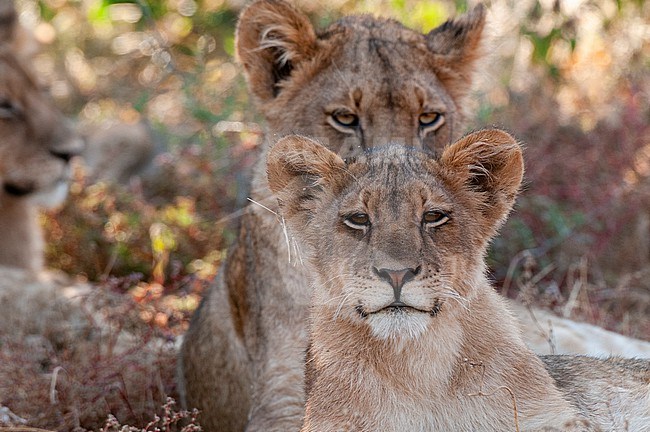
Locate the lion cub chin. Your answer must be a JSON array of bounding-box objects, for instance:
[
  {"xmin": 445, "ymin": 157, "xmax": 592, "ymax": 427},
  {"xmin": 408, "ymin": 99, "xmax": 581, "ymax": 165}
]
[{"xmin": 267, "ymin": 130, "xmax": 650, "ymax": 432}]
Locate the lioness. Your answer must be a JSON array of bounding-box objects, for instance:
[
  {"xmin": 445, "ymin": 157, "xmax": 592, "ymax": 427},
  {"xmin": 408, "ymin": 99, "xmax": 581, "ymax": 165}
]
[
  {"xmin": 0, "ymin": 4, "xmax": 83, "ymax": 273},
  {"xmin": 179, "ymin": 2, "xmax": 650, "ymax": 431},
  {"xmin": 267, "ymin": 131, "xmax": 650, "ymax": 432}
]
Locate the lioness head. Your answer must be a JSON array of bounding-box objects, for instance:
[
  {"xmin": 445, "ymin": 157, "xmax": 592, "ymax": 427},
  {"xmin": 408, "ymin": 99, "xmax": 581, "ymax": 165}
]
[
  {"xmin": 268, "ymin": 130, "xmax": 523, "ymax": 340},
  {"xmin": 0, "ymin": 15, "xmax": 83, "ymax": 208},
  {"xmin": 237, "ymin": 0, "xmax": 485, "ymax": 158}
]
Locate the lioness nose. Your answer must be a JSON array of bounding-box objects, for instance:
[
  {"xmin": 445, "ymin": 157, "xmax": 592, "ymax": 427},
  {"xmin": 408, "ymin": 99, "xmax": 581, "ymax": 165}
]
[{"xmin": 373, "ymin": 266, "xmax": 421, "ymax": 301}]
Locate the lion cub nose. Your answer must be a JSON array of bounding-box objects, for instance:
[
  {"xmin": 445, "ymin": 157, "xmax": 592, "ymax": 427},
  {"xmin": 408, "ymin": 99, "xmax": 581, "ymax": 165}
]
[{"xmin": 372, "ymin": 266, "xmax": 421, "ymax": 301}]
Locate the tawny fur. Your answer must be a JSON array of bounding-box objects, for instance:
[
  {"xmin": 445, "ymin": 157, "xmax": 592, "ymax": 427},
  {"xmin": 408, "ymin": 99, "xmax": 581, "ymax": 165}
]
[
  {"xmin": 0, "ymin": 7, "xmax": 83, "ymax": 273},
  {"xmin": 178, "ymin": 2, "xmax": 650, "ymax": 431},
  {"xmin": 267, "ymin": 132, "xmax": 650, "ymax": 432}
]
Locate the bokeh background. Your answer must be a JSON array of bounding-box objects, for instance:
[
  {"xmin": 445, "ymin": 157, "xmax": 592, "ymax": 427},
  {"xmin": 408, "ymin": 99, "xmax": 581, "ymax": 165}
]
[{"xmin": 2, "ymin": 0, "xmax": 649, "ymax": 429}]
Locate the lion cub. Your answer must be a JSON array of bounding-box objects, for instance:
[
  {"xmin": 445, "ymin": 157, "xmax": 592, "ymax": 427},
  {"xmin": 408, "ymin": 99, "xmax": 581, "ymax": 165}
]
[{"xmin": 267, "ymin": 130, "xmax": 650, "ymax": 432}]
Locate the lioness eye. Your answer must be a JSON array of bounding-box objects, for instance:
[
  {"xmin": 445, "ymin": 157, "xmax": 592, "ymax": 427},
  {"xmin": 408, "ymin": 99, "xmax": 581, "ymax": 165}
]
[
  {"xmin": 418, "ymin": 112, "xmax": 444, "ymax": 130},
  {"xmin": 0, "ymin": 99, "xmax": 16, "ymax": 119},
  {"xmin": 331, "ymin": 112, "xmax": 359, "ymax": 128},
  {"xmin": 344, "ymin": 212, "xmax": 370, "ymax": 229},
  {"xmin": 422, "ymin": 210, "xmax": 449, "ymax": 227}
]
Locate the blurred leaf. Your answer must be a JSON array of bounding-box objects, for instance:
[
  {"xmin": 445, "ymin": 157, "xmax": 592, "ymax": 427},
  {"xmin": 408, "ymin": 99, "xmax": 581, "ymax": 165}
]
[
  {"xmin": 133, "ymin": 92, "xmax": 150, "ymax": 113},
  {"xmin": 223, "ymin": 35, "xmax": 235, "ymax": 57},
  {"xmin": 87, "ymin": 1, "xmax": 110, "ymax": 23},
  {"xmin": 37, "ymin": 1, "xmax": 57, "ymax": 22},
  {"xmin": 525, "ymin": 28, "xmax": 562, "ymax": 64},
  {"xmin": 191, "ymin": 105, "xmax": 220, "ymax": 123},
  {"xmin": 412, "ymin": 2, "xmax": 447, "ymax": 32}
]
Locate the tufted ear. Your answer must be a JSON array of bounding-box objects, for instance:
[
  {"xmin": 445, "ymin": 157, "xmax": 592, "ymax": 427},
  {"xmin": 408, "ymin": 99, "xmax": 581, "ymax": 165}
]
[
  {"xmin": 267, "ymin": 135, "xmax": 346, "ymax": 221},
  {"xmin": 236, "ymin": 0, "xmax": 318, "ymax": 103},
  {"xmin": 0, "ymin": 1, "xmax": 17, "ymax": 45},
  {"xmin": 426, "ymin": 5, "xmax": 486, "ymax": 103},
  {"xmin": 440, "ymin": 129, "xmax": 523, "ymax": 229}
]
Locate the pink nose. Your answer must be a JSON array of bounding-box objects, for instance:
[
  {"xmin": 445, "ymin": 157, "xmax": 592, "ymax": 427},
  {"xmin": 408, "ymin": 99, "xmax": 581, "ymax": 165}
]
[{"xmin": 372, "ymin": 266, "xmax": 421, "ymax": 301}]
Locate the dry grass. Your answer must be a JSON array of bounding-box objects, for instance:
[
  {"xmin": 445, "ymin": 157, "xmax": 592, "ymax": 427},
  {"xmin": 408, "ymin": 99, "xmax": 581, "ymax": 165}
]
[{"xmin": 0, "ymin": 273, "xmax": 197, "ymax": 431}]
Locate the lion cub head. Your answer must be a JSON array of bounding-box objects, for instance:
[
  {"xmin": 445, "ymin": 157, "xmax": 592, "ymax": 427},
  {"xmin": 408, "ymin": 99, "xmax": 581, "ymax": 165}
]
[
  {"xmin": 268, "ymin": 130, "xmax": 523, "ymax": 340},
  {"xmin": 237, "ymin": 0, "xmax": 485, "ymax": 158}
]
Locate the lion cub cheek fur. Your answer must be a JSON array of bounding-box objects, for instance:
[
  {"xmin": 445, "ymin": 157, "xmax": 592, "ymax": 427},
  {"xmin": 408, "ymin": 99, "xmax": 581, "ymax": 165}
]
[{"xmin": 267, "ymin": 130, "xmax": 613, "ymax": 431}]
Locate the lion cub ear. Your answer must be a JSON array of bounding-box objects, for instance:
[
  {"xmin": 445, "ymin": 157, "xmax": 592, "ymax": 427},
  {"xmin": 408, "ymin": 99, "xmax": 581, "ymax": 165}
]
[
  {"xmin": 236, "ymin": 0, "xmax": 317, "ymax": 103},
  {"xmin": 440, "ymin": 129, "xmax": 524, "ymax": 229},
  {"xmin": 426, "ymin": 5, "xmax": 486, "ymax": 102},
  {"xmin": 267, "ymin": 135, "xmax": 346, "ymax": 217}
]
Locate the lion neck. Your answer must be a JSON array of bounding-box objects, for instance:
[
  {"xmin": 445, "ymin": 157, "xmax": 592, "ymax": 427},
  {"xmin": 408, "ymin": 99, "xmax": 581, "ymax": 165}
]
[{"xmin": 0, "ymin": 194, "xmax": 43, "ymax": 272}]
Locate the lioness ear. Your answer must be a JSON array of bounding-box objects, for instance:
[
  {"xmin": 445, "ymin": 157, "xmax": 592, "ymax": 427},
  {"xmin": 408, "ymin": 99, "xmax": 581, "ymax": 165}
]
[
  {"xmin": 0, "ymin": 1, "xmax": 17, "ymax": 44},
  {"xmin": 236, "ymin": 0, "xmax": 317, "ymax": 103},
  {"xmin": 426, "ymin": 5, "xmax": 486, "ymax": 103},
  {"xmin": 440, "ymin": 129, "xmax": 523, "ymax": 228},
  {"xmin": 267, "ymin": 135, "xmax": 345, "ymax": 219}
]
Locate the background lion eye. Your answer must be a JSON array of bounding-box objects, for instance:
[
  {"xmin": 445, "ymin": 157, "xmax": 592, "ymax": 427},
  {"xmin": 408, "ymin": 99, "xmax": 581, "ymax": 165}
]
[
  {"xmin": 418, "ymin": 112, "xmax": 444, "ymax": 129},
  {"xmin": 344, "ymin": 212, "xmax": 370, "ymax": 229},
  {"xmin": 422, "ymin": 210, "xmax": 449, "ymax": 227},
  {"xmin": 0, "ymin": 99, "xmax": 18, "ymax": 119},
  {"xmin": 332, "ymin": 112, "xmax": 359, "ymax": 127}
]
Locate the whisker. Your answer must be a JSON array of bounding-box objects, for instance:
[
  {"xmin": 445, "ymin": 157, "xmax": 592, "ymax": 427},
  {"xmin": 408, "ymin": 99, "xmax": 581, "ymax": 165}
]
[
  {"xmin": 334, "ymin": 291, "xmax": 354, "ymax": 320},
  {"xmin": 246, "ymin": 197, "xmax": 278, "ymax": 216},
  {"xmin": 438, "ymin": 287, "xmax": 469, "ymax": 312},
  {"xmin": 291, "ymin": 236, "xmax": 304, "ymax": 266},
  {"xmin": 280, "ymin": 217, "xmax": 291, "ymax": 263},
  {"xmin": 314, "ymin": 273, "xmax": 343, "ymax": 288}
]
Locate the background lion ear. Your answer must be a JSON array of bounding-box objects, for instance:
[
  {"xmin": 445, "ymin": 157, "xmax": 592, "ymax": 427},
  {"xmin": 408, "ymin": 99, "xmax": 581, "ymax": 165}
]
[
  {"xmin": 440, "ymin": 129, "xmax": 524, "ymax": 228},
  {"xmin": 236, "ymin": 0, "xmax": 317, "ymax": 103},
  {"xmin": 267, "ymin": 135, "xmax": 345, "ymax": 220},
  {"xmin": 426, "ymin": 5, "xmax": 486, "ymax": 103},
  {"xmin": 0, "ymin": 1, "xmax": 17, "ymax": 45}
]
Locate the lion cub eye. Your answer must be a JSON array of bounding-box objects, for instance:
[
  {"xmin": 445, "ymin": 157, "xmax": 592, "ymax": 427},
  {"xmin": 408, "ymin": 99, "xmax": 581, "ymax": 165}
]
[
  {"xmin": 344, "ymin": 212, "xmax": 370, "ymax": 230},
  {"xmin": 422, "ymin": 210, "xmax": 449, "ymax": 228},
  {"xmin": 418, "ymin": 112, "xmax": 444, "ymax": 131},
  {"xmin": 331, "ymin": 112, "xmax": 359, "ymax": 128}
]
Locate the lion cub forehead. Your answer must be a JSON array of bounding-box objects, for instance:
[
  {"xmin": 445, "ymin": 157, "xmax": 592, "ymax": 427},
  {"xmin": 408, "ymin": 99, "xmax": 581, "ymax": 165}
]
[
  {"xmin": 344, "ymin": 146, "xmax": 450, "ymax": 203},
  {"xmin": 355, "ymin": 145, "xmax": 435, "ymax": 171}
]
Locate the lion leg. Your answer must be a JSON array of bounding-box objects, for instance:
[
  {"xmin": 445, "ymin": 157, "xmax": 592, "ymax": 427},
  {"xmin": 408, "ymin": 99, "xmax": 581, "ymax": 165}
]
[
  {"xmin": 244, "ymin": 333, "xmax": 307, "ymax": 431},
  {"xmin": 178, "ymin": 273, "xmax": 252, "ymax": 432},
  {"xmin": 238, "ymin": 212, "xmax": 311, "ymax": 431}
]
